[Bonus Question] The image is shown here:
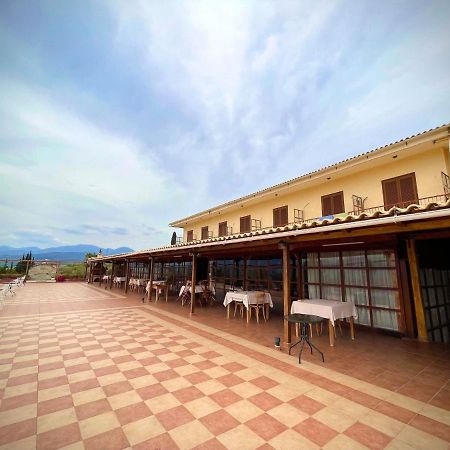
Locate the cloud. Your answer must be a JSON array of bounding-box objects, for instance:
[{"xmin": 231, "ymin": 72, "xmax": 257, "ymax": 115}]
[{"xmin": 1, "ymin": 0, "xmax": 449, "ymax": 250}]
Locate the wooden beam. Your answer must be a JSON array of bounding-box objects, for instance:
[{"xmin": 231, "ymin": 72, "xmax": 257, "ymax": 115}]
[
  {"xmin": 296, "ymin": 253, "xmax": 302, "ymax": 299},
  {"xmin": 147, "ymin": 258, "xmax": 154, "ymax": 302},
  {"xmin": 243, "ymin": 257, "xmax": 248, "ymax": 290},
  {"xmin": 109, "ymin": 262, "xmax": 114, "ymax": 290},
  {"xmin": 124, "ymin": 259, "xmax": 129, "ymax": 293},
  {"xmin": 281, "ymin": 243, "xmax": 291, "ymax": 345},
  {"xmin": 406, "ymin": 239, "xmax": 428, "ymax": 341},
  {"xmin": 190, "ymin": 253, "xmax": 197, "ymax": 315}
]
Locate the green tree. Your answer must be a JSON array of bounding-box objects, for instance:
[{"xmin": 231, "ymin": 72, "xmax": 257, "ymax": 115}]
[{"xmin": 85, "ymin": 252, "xmax": 97, "ymax": 260}]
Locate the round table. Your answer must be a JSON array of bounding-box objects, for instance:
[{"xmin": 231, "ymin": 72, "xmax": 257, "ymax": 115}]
[{"xmin": 284, "ymin": 314, "xmax": 325, "ymax": 364}]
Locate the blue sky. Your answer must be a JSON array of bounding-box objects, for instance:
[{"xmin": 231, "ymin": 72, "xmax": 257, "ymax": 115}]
[{"xmin": 0, "ymin": 0, "xmax": 449, "ymax": 250}]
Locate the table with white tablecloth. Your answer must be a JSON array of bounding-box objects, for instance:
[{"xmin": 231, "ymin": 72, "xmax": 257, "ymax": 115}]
[
  {"xmin": 223, "ymin": 291, "xmax": 273, "ymax": 321},
  {"xmin": 290, "ymin": 299, "xmax": 357, "ymax": 346},
  {"xmin": 145, "ymin": 280, "xmax": 168, "ymax": 302},
  {"xmin": 113, "ymin": 276, "xmax": 126, "ymax": 288}
]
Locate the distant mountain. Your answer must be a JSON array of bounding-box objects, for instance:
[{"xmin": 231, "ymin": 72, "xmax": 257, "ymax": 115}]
[{"xmin": 0, "ymin": 245, "xmax": 134, "ymax": 263}]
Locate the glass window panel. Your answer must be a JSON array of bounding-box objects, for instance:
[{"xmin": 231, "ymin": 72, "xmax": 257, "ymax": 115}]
[
  {"xmin": 425, "ymin": 268, "xmax": 434, "ymax": 286},
  {"xmin": 307, "ymin": 284, "xmax": 320, "ymax": 299},
  {"xmin": 433, "ymin": 329, "xmax": 442, "ymax": 342},
  {"xmin": 442, "ymin": 327, "xmax": 449, "ymax": 344},
  {"xmin": 419, "ymin": 269, "xmax": 426, "ymax": 286},
  {"xmin": 437, "ymin": 288, "xmax": 445, "ymax": 305},
  {"xmin": 321, "ymin": 285, "xmax": 342, "ymax": 301},
  {"xmin": 345, "ymin": 287, "xmax": 369, "ymax": 305},
  {"xmin": 427, "ymin": 288, "xmax": 436, "ymax": 307},
  {"xmin": 321, "ymin": 268, "xmax": 341, "ymax": 284},
  {"xmin": 434, "ymin": 270, "xmax": 443, "ymax": 286},
  {"xmin": 344, "ymin": 269, "xmax": 367, "ymax": 286},
  {"xmin": 355, "ymin": 307, "xmax": 370, "ymax": 326},
  {"xmin": 370, "ymin": 289, "xmax": 400, "ymax": 309},
  {"xmin": 425, "ymin": 310, "xmax": 431, "ymax": 329},
  {"xmin": 367, "ymin": 250, "xmax": 396, "ymax": 267},
  {"xmin": 439, "ymin": 306, "xmax": 447, "ymax": 324},
  {"xmin": 307, "ymin": 253, "xmax": 319, "ymax": 267},
  {"xmin": 369, "ymin": 269, "xmax": 398, "ymax": 288},
  {"xmin": 307, "ymin": 268, "xmax": 320, "ymax": 283},
  {"xmin": 431, "ymin": 308, "xmax": 439, "ymax": 328},
  {"xmin": 342, "ymin": 251, "xmax": 366, "ymax": 267},
  {"xmin": 320, "ymin": 252, "xmax": 340, "ymax": 267},
  {"xmin": 372, "ymin": 309, "xmax": 399, "ymax": 331}
]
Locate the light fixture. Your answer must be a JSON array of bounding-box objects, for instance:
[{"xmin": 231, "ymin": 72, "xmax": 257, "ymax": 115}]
[{"xmin": 322, "ymin": 241, "xmax": 364, "ymax": 247}]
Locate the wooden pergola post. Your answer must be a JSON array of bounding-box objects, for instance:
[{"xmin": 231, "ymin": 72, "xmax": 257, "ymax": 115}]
[
  {"xmin": 109, "ymin": 262, "xmax": 115, "ymax": 290},
  {"xmin": 406, "ymin": 239, "xmax": 428, "ymax": 341},
  {"xmin": 124, "ymin": 259, "xmax": 130, "ymax": 293},
  {"xmin": 25, "ymin": 260, "xmax": 30, "ymax": 280},
  {"xmin": 296, "ymin": 252, "xmax": 303, "ymax": 299},
  {"xmin": 243, "ymin": 257, "xmax": 248, "ymax": 290},
  {"xmin": 147, "ymin": 257, "xmax": 154, "ymax": 302},
  {"xmin": 281, "ymin": 242, "xmax": 291, "ymax": 345},
  {"xmin": 88, "ymin": 262, "xmax": 93, "ymax": 284},
  {"xmin": 190, "ymin": 253, "xmax": 197, "ymax": 315}
]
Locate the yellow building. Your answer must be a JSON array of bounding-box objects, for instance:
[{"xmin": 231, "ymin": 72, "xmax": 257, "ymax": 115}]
[{"xmin": 91, "ymin": 124, "xmax": 450, "ymax": 344}]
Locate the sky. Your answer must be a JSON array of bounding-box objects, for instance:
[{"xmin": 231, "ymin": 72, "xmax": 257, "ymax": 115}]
[{"xmin": 0, "ymin": 0, "xmax": 449, "ymax": 251}]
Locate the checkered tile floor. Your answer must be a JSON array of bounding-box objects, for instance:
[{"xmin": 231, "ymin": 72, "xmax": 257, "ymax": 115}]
[{"xmin": 0, "ymin": 284, "xmax": 449, "ymax": 449}]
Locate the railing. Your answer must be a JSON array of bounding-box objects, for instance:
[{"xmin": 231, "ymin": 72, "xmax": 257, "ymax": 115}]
[
  {"xmin": 185, "ymin": 193, "xmax": 449, "ymax": 243},
  {"xmin": 251, "ymin": 219, "xmax": 262, "ymax": 231},
  {"xmin": 302, "ymin": 193, "xmax": 449, "ymax": 224}
]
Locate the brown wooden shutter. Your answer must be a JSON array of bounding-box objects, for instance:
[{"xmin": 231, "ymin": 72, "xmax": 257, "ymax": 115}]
[
  {"xmin": 280, "ymin": 206, "xmax": 288, "ymax": 226},
  {"xmin": 273, "ymin": 208, "xmax": 280, "ymax": 227},
  {"xmin": 187, "ymin": 230, "xmax": 193, "ymax": 242},
  {"xmin": 399, "ymin": 175, "xmax": 418, "ymax": 206},
  {"xmin": 382, "ymin": 173, "xmax": 417, "ymax": 209},
  {"xmin": 218, "ymin": 221, "xmax": 227, "ymax": 237},
  {"xmin": 240, "ymin": 215, "xmax": 251, "ymax": 233},
  {"xmin": 332, "ymin": 192, "xmax": 344, "ymax": 214},
  {"xmin": 201, "ymin": 226, "xmax": 208, "ymax": 240},
  {"xmin": 322, "ymin": 192, "xmax": 344, "ymax": 216},
  {"xmin": 322, "ymin": 196, "xmax": 332, "ymax": 216},
  {"xmin": 273, "ymin": 206, "xmax": 288, "ymax": 227}
]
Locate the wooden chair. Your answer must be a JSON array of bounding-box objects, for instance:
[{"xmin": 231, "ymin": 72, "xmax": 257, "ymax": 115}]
[
  {"xmin": 200, "ymin": 280, "xmax": 216, "ymax": 306},
  {"xmin": 248, "ymin": 292, "xmax": 266, "ymax": 324},
  {"xmin": 234, "ymin": 298, "xmax": 245, "ymax": 318}
]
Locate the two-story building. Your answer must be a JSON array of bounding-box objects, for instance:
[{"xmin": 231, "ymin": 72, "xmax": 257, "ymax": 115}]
[{"xmin": 90, "ymin": 123, "xmax": 450, "ymax": 345}]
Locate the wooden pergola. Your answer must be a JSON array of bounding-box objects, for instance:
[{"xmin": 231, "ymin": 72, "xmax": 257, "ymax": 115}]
[{"xmin": 88, "ymin": 207, "xmax": 450, "ymax": 344}]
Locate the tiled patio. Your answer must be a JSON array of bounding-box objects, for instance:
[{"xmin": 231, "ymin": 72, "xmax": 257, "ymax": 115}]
[{"xmin": 0, "ymin": 283, "xmax": 449, "ymax": 449}]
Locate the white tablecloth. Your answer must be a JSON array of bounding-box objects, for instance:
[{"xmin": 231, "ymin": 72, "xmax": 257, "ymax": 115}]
[
  {"xmin": 102, "ymin": 275, "xmax": 110, "ymax": 281},
  {"xmin": 178, "ymin": 285, "xmax": 215, "ymax": 296},
  {"xmin": 146, "ymin": 280, "xmax": 167, "ymax": 293},
  {"xmin": 223, "ymin": 291, "xmax": 273, "ymax": 310},
  {"xmin": 290, "ymin": 299, "xmax": 357, "ymax": 326},
  {"xmin": 113, "ymin": 277, "xmax": 126, "ymax": 283}
]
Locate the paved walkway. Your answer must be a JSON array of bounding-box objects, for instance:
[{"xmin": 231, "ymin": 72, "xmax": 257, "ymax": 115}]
[{"xmin": 0, "ymin": 283, "xmax": 449, "ymax": 449}]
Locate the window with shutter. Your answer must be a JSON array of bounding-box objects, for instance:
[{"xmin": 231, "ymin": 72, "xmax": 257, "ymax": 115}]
[
  {"xmin": 187, "ymin": 230, "xmax": 193, "ymax": 242},
  {"xmin": 321, "ymin": 192, "xmax": 344, "ymax": 216},
  {"xmin": 382, "ymin": 173, "xmax": 418, "ymax": 209},
  {"xmin": 201, "ymin": 226, "xmax": 209, "ymax": 240},
  {"xmin": 240, "ymin": 215, "xmax": 251, "ymax": 233},
  {"xmin": 273, "ymin": 206, "xmax": 288, "ymax": 227},
  {"xmin": 218, "ymin": 221, "xmax": 227, "ymax": 237}
]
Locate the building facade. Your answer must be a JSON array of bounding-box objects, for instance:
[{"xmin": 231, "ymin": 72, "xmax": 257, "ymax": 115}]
[{"xmin": 91, "ymin": 124, "xmax": 450, "ymax": 344}]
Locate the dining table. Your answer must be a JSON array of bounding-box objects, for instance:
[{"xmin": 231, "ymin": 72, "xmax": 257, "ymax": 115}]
[
  {"xmin": 223, "ymin": 291, "xmax": 273, "ymax": 322},
  {"xmin": 290, "ymin": 299, "xmax": 357, "ymax": 346},
  {"xmin": 146, "ymin": 280, "xmax": 169, "ymax": 302},
  {"xmin": 113, "ymin": 276, "xmax": 126, "ymax": 288}
]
